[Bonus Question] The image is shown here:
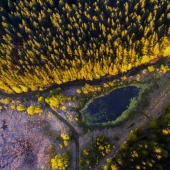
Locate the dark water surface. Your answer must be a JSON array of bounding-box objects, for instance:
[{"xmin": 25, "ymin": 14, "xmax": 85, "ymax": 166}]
[{"xmin": 83, "ymin": 86, "xmax": 140, "ymax": 123}]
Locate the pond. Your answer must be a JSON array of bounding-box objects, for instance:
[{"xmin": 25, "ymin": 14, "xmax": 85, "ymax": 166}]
[{"xmin": 82, "ymin": 86, "xmax": 141, "ymax": 124}]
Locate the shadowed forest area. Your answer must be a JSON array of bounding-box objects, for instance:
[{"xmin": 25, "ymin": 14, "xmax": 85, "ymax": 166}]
[{"xmin": 0, "ymin": 0, "xmax": 170, "ymax": 93}]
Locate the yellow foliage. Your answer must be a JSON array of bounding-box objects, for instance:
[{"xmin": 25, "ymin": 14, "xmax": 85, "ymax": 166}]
[
  {"xmin": 51, "ymin": 151, "xmax": 70, "ymax": 170},
  {"xmin": 141, "ymin": 55, "xmax": 150, "ymax": 64},
  {"xmin": 38, "ymin": 96, "xmax": 44, "ymax": 102},
  {"xmin": 117, "ymin": 159, "xmax": 122, "ymax": 165},
  {"xmin": 59, "ymin": 144, "xmax": 63, "ymax": 149},
  {"xmin": 19, "ymin": 85, "xmax": 28, "ymax": 92},
  {"xmin": 163, "ymin": 45, "xmax": 170, "ymax": 57},
  {"xmin": 148, "ymin": 162, "xmax": 153, "ymax": 167},
  {"xmin": 76, "ymin": 89, "xmax": 82, "ymax": 94},
  {"xmin": 75, "ymin": 117, "xmax": 78, "ymax": 121},
  {"xmin": 61, "ymin": 133, "xmax": 70, "ymax": 140},
  {"xmin": 83, "ymin": 148, "xmax": 90, "ymax": 156},
  {"xmin": 136, "ymin": 165, "xmax": 140, "ymax": 169},
  {"xmin": 105, "ymin": 147, "xmax": 111, "ymax": 154},
  {"xmin": 61, "ymin": 105, "xmax": 66, "ymax": 110},
  {"xmin": 131, "ymin": 150, "xmax": 138, "ymax": 158},
  {"xmin": 63, "ymin": 140, "xmax": 69, "ymax": 147},
  {"xmin": 103, "ymin": 83, "xmax": 109, "ymax": 88},
  {"xmin": 111, "ymin": 164, "xmax": 118, "ymax": 170},
  {"xmin": 27, "ymin": 105, "xmax": 43, "ymax": 115},
  {"xmin": 48, "ymin": 112, "xmax": 53, "ymax": 118},
  {"xmin": 99, "ymin": 145, "xmax": 105, "ymax": 151},
  {"xmin": 0, "ymin": 98, "xmax": 10, "ymax": 104},
  {"xmin": 16, "ymin": 104, "xmax": 26, "ymax": 111},
  {"xmin": 144, "ymin": 144, "xmax": 148, "ymax": 148},
  {"xmin": 148, "ymin": 65, "xmax": 155, "ymax": 72},
  {"xmin": 156, "ymin": 155, "xmax": 162, "ymax": 160},
  {"xmin": 27, "ymin": 106, "xmax": 35, "ymax": 115},
  {"xmin": 61, "ymin": 133, "xmax": 70, "ymax": 147},
  {"xmin": 82, "ymin": 89, "xmax": 88, "ymax": 94},
  {"xmin": 103, "ymin": 164, "xmax": 109, "ymax": 170},
  {"xmin": 160, "ymin": 64, "xmax": 169, "ymax": 73},
  {"xmin": 45, "ymin": 92, "xmax": 68, "ymax": 108},
  {"xmin": 12, "ymin": 86, "xmax": 22, "ymax": 93},
  {"xmin": 154, "ymin": 147, "xmax": 161, "ymax": 153},
  {"xmin": 162, "ymin": 129, "xmax": 170, "ymax": 135}
]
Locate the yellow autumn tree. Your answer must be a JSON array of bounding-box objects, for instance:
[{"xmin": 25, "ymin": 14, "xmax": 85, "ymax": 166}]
[{"xmin": 51, "ymin": 151, "xmax": 70, "ymax": 170}]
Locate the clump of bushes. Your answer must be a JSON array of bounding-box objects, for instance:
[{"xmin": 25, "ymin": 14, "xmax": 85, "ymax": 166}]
[
  {"xmin": 61, "ymin": 133, "xmax": 70, "ymax": 147},
  {"xmin": 16, "ymin": 104, "xmax": 26, "ymax": 111},
  {"xmin": 27, "ymin": 105, "xmax": 43, "ymax": 115},
  {"xmin": 51, "ymin": 151, "xmax": 70, "ymax": 170},
  {"xmin": 0, "ymin": 98, "xmax": 10, "ymax": 104},
  {"xmin": 148, "ymin": 65, "xmax": 155, "ymax": 72},
  {"xmin": 45, "ymin": 88, "xmax": 70, "ymax": 108},
  {"xmin": 78, "ymin": 83, "xmax": 102, "ymax": 94},
  {"xmin": 80, "ymin": 135, "xmax": 112, "ymax": 169}
]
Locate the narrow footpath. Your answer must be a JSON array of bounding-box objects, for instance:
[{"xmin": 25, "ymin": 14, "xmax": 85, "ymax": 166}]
[{"xmin": 46, "ymin": 104, "xmax": 80, "ymax": 170}]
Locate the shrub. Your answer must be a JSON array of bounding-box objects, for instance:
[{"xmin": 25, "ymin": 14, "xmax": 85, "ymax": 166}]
[
  {"xmin": 16, "ymin": 104, "xmax": 26, "ymax": 111},
  {"xmin": 51, "ymin": 151, "xmax": 70, "ymax": 170},
  {"xmin": 34, "ymin": 106, "xmax": 43, "ymax": 113},
  {"xmin": 127, "ymin": 130, "xmax": 138, "ymax": 142},
  {"xmin": 10, "ymin": 104, "xmax": 16, "ymax": 109},
  {"xmin": 147, "ymin": 120, "xmax": 157, "ymax": 129},
  {"xmin": 27, "ymin": 106, "xmax": 35, "ymax": 115},
  {"xmin": 76, "ymin": 89, "xmax": 81, "ymax": 94},
  {"xmin": 0, "ymin": 98, "xmax": 10, "ymax": 104},
  {"xmin": 113, "ymin": 135, "xmax": 120, "ymax": 141},
  {"xmin": 148, "ymin": 65, "xmax": 155, "ymax": 72},
  {"xmin": 27, "ymin": 105, "xmax": 43, "ymax": 115},
  {"xmin": 38, "ymin": 96, "xmax": 44, "ymax": 102},
  {"xmin": 48, "ymin": 145, "xmax": 56, "ymax": 158},
  {"xmin": 61, "ymin": 133, "xmax": 70, "ymax": 147},
  {"xmin": 45, "ymin": 93, "xmax": 68, "ymax": 108},
  {"xmin": 61, "ymin": 106, "xmax": 66, "ymax": 110}
]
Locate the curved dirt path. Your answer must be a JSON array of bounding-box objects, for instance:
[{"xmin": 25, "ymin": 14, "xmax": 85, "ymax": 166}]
[{"xmin": 46, "ymin": 104, "xmax": 80, "ymax": 170}]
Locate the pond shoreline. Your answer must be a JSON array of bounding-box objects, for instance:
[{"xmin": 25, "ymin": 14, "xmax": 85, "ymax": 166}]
[{"xmin": 80, "ymin": 84, "xmax": 148, "ymax": 124}]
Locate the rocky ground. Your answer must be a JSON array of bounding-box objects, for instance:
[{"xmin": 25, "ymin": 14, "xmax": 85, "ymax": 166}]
[
  {"xmin": 0, "ymin": 106, "xmax": 70, "ymax": 170},
  {"xmin": 0, "ymin": 108, "xmax": 50, "ymax": 170}
]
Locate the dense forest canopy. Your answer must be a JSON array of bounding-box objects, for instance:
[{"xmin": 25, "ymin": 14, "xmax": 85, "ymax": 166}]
[{"xmin": 0, "ymin": 0, "xmax": 170, "ymax": 93}]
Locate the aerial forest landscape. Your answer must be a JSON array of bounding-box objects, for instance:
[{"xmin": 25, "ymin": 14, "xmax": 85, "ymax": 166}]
[{"xmin": 0, "ymin": 0, "xmax": 170, "ymax": 169}]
